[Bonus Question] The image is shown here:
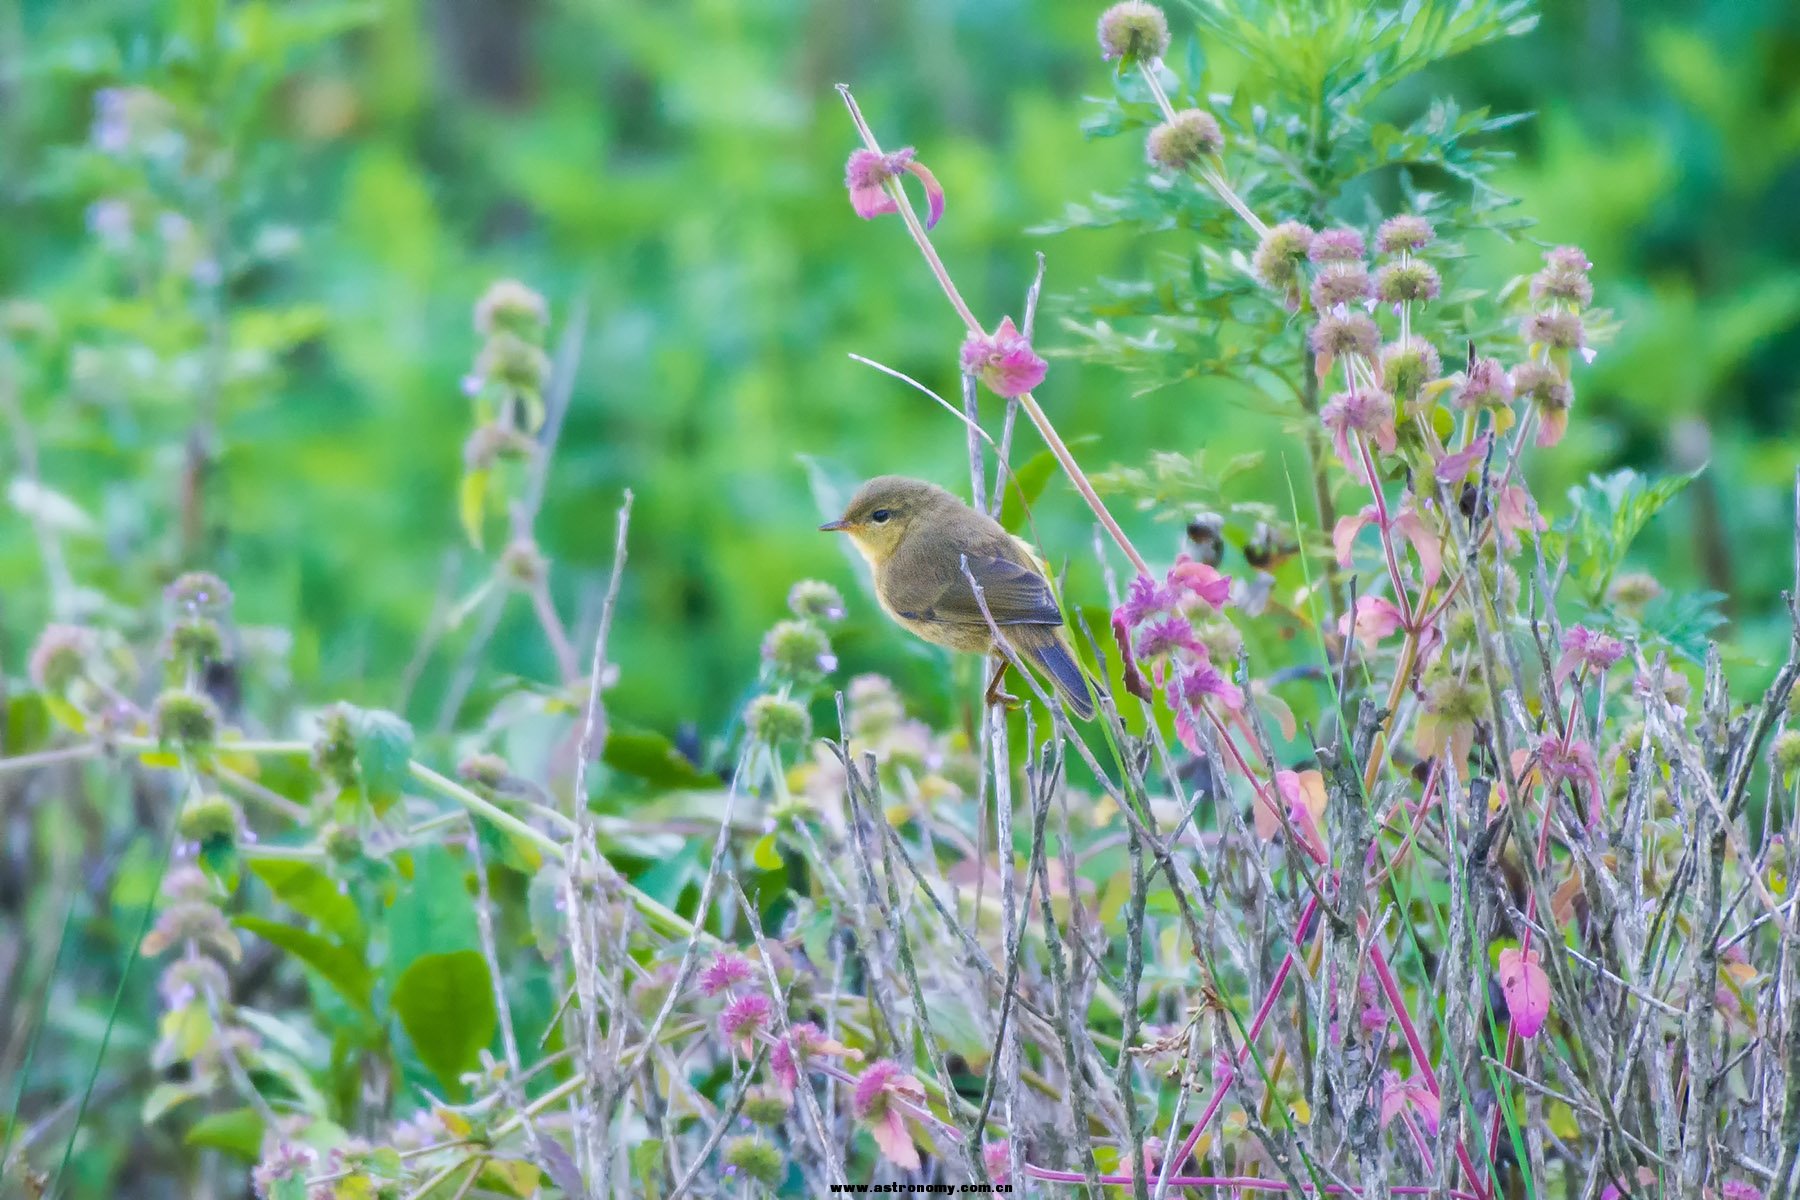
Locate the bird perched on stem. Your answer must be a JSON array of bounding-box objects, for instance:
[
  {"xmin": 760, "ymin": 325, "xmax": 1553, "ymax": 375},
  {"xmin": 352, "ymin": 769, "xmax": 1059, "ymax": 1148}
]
[{"xmin": 821, "ymin": 475, "xmax": 1095, "ymax": 719}]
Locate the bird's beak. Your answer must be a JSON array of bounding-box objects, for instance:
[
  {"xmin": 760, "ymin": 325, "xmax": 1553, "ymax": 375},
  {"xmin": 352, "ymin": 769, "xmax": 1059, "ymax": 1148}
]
[{"xmin": 819, "ymin": 518, "xmax": 851, "ymax": 532}]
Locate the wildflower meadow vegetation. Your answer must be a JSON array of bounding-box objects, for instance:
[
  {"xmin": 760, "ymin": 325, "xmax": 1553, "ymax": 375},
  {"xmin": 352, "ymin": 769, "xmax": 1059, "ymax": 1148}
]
[{"xmin": 3, "ymin": 1, "xmax": 1799, "ymax": 1199}]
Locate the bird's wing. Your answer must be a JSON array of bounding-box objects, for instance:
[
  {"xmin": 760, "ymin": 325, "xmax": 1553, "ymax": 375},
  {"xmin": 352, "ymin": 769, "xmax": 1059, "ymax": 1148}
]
[{"xmin": 895, "ymin": 553, "xmax": 1064, "ymax": 627}]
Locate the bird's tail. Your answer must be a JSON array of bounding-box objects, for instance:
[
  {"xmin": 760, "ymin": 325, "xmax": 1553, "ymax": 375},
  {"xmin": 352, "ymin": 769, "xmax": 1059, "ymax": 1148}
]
[{"xmin": 1019, "ymin": 628, "xmax": 1096, "ymax": 720}]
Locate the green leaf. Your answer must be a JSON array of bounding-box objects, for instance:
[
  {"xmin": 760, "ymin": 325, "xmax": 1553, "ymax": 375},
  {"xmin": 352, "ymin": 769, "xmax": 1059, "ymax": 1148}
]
[
  {"xmin": 478, "ymin": 1159, "xmax": 542, "ymax": 1197},
  {"xmin": 751, "ymin": 832, "xmax": 783, "ymax": 872},
  {"xmin": 185, "ymin": 1107, "xmax": 266, "ymax": 1160},
  {"xmin": 352, "ymin": 708, "xmax": 413, "ymax": 813},
  {"xmin": 5, "ymin": 692, "xmax": 51, "ymax": 755},
  {"xmin": 391, "ymin": 950, "xmax": 497, "ymax": 1093},
  {"xmin": 602, "ymin": 729, "xmax": 714, "ymax": 789},
  {"xmin": 236, "ymin": 915, "xmax": 375, "ymax": 1016},
  {"xmin": 198, "ymin": 835, "xmax": 240, "ymax": 893},
  {"xmin": 998, "ymin": 447, "xmax": 1060, "ymax": 533},
  {"xmin": 143, "ymin": 1080, "xmax": 204, "ymax": 1124},
  {"xmin": 383, "ymin": 845, "xmax": 479, "ymax": 982},
  {"xmin": 250, "ymin": 858, "xmax": 365, "ymax": 944}
]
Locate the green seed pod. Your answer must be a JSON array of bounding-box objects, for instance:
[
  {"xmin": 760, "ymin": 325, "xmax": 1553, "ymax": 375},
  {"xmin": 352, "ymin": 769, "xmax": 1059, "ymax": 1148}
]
[
  {"xmin": 153, "ymin": 689, "xmax": 221, "ymax": 749},
  {"xmin": 178, "ymin": 794, "xmax": 241, "ymax": 844},
  {"xmin": 722, "ymin": 1136, "xmax": 784, "ymax": 1186},
  {"xmin": 746, "ymin": 694, "xmax": 811, "ymax": 747}
]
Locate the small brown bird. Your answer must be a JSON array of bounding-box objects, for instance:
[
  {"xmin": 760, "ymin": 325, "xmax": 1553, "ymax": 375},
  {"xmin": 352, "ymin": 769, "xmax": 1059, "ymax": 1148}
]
[{"xmin": 821, "ymin": 475, "xmax": 1095, "ymax": 719}]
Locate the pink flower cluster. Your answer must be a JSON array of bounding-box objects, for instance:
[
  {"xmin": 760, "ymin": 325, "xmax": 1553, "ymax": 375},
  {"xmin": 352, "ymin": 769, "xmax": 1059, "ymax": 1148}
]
[{"xmin": 1111, "ymin": 557, "xmax": 1242, "ymax": 750}]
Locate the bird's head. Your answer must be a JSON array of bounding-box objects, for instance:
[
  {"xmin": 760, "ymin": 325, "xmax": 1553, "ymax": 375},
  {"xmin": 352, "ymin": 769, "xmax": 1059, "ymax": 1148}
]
[{"xmin": 819, "ymin": 475, "xmax": 956, "ymax": 566}]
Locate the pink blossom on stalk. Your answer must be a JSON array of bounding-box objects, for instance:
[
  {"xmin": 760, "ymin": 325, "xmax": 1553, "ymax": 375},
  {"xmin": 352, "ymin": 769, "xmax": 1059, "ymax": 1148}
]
[
  {"xmin": 1538, "ymin": 731, "xmax": 1604, "ymax": 827},
  {"xmin": 719, "ymin": 992, "xmax": 772, "ymax": 1054},
  {"xmin": 1497, "ymin": 946, "xmax": 1551, "ymax": 1038},
  {"xmin": 699, "ymin": 953, "xmax": 755, "ymax": 997},
  {"xmin": 1380, "ymin": 1071, "xmax": 1442, "ymax": 1135},
  {"xmin": 1557, "ymin": 625, "xmax": 1626, "ymax": 680},
  {"xmin": 1320, "ymin": 388, "xmax": 1396, "ymax": 477},
  {"xmin": 1339, "ymin": 595, "xmax": 1406, "ymax": 649},
  {"xmin": 770, "ymin": 1021, "xmax": 860, "ymax": 1101},
  {"xmin": 852, "ymin": 1059, "xmax": 927, "ymax": 1170},
  {"xmin": 1721, "ymin": 1182, "xmax": 1763, "ymax": 1200},
  {"xmin": 1171, "ymin": 659, "xmax": 1246, "ymax": 752},
  {"xmin": 960, "ymin": 317, "xmax": 1047, "ymax": 398},
  {"xmin": 1135, "ymin": 615, "xmax": 1204, "ymax": 663},
  {"xmin": 844, "ymin": 146, "xmax": 945, "ymax": 229},
  {"xmin": 1169, "ymin": 556, "xmax": 1232, "ymax": 607},
  {"xmin": 982, "ymin": 1141, "xmax": 1013, "ymax": 1186},
  {"xmin": 1116, "ymin": 573, "xmax": 1178, "ymax": 628}
]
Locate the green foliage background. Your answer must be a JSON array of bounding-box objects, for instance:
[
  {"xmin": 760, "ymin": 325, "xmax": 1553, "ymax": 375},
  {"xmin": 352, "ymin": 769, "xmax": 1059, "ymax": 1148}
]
[
  {"xmin": 2, "ymin": 1, "xmax": 1799, "ymax": 1195},
  {"xmin": 5, "ymin": 0, "xmax": 1797, "ymax": 735}
]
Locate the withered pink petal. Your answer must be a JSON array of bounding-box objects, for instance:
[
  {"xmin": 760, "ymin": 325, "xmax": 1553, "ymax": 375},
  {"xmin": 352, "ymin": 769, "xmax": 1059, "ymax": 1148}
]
[
  {"xmin": 1435, "ymin": 433, "xmax": 1492, "ymax": 483},
  {"xmin": 903, "ymin": 158, "xmax": 946, "ymax": 229},
  {"xmin": 1333, "ymin": 508, "xmax": 1374, "ymax": 568},
  {"xmin": 870, "ymin": 1108, "xmax": 921, "ymax": 1170}
]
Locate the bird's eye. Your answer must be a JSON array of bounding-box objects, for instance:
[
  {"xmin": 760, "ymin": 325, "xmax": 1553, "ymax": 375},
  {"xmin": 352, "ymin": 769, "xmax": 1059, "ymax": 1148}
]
[{"xmin": 870, "ymin": 509, "xmax": 892, "ymax": 524}]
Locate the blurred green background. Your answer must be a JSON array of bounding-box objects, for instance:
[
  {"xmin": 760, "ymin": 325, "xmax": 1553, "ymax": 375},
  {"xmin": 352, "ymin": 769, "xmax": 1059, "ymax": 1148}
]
[{"xmin": 3, "ymin": 0, "xmax": 1798, "ymax": 741}]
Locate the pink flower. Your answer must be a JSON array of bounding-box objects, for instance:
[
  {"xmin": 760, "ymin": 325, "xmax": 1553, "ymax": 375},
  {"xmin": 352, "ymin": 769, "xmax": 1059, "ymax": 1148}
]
[
  {"xmin": 982, "ymin": 1141, "xmax": 1012, "ymax": 1185},
  {"xmin": 1116, "ymin": 573, "xmax": 1176, "ymax": 628},
  {"xmin": 1135, "ymin": 615, "xmax": 1203, "ymax": 663},
  {"xmin": 1169, "ymin": 556, "xmax": 1232, "ymax": 607},
  {"xmin": 852, "ymin": 1060, "xmax": 927, "ymax": 1170},
  {"xmin": 770, "ymin": 1021, "xmax": 860, "ymax": 1101},
  {"xmin": 1320, "ymin": 388, "xmax": 1396, "ymax": 479},
  {"xmin": 1497, "ymin": 946, "xmax": 1551, "ymax": 1038},
  {"xmin": 960, "ymin": 317, "xmax": 1047, "ymax": 398},
  {"xmin": 719, "ymin": 992, "xmax": 772, "ymax": 1053},
  {"xmin": 1171, "ymin": 659, "xmax": 1245, "ymax": 752},
  {"xmin": 845, "ymin": 146, "xmax": 946, "ymax": 229},
  {"xmin": 1721, "ymin": 1182, "xmax": 1762, "ymax": 1200},
  {"xmin": 1557, "ymin": 625, "xmax": 1626, "ymax": 680},
  {"xmin": 699, "ymin": 953, "xmax": 755, "ymax": 997},
  {"xmin": 1338, "ymin": 595, "xmax": 1406, "ymax": 649},
  {"xmin": 1537, "ymin": 732, "xmax": 1603, "ymax": 827},
  {"xmin": 1449, "ymin": 356, "xmax": 1513, "ymax": 412},
  {"xmin": 1379, "ymin": 1071, "xmax": 1441, "ymax": 1135}
]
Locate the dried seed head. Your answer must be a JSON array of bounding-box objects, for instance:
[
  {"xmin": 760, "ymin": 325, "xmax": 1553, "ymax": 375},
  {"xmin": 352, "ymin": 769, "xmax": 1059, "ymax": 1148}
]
[
  {"xmin": 475, "ymin": 332, "xmax": 551, "ymax": 392},
  {"xmin": 1773, "ymin": 730, "xmax": 1800, "ymax": 782},
  {"xmin": 1308, "ymin": 227, "xmax": 1366, "ymax": 265},
  {"xmin": 29, "ymin": 623, "xmax": 96, "ymax": 691},
  {"xmin": 787, "ymin": 579, "xmax": 846, "ymax": 623},
  {"xmin": 1146, "ymin": 109, "xmax": 1224, "ymax": 172},
  {"xmin": 1379, "ymin": 339, "xmax": 1443, "ymax": 402},
  {"xmin": 1309, "ymin": 312, "xmax": 1380, "ymax": 361},
  {"xmin": 152, "ymin": 689, "xmax": 221, "ymax": 748},
  {"xmin": 745, "ymin": 693, "xmax": 811, "ymax": 747},
  {"xmin": 761, "ymin": 620, "xmax": 836, "ymax": 682},
  {"xmin": 1251, "ymin": 220, "xmax": 1314, "ymax": 302},
  {"xmin": 178, "ymin": 794, "xmax": 242, "ymax": 844},
  {"xmin": 473, "ymin": 279, "xmax": 548, "ymax": 339},
  {"xmin": 1375, "ymin": 261, "xmax": 1441, "ymax": 305},
  {"xmin": 1311, "ymin": 264, "xmax": 1373, "ymax": 310},
  {"xmin": 167, "ymin": 571, "xmax": 233, "ymax": 616},
  {"xmin": 1511, "ymin": 361, "xmax": 1571, "ymax": 411},
  {"xmin": 1097, "ymin": 1, "xmax": 1171, "ymax": 64},
  {"xmin": 1375, "ymin": 214, "xmax": 1436, "ymax": 255}
]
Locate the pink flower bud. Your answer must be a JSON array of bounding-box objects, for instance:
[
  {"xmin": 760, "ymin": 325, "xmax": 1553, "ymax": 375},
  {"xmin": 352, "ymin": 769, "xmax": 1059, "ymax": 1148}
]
[{"xmin": 960, "ymin": 317, "xmax": 1047, "ymax": 398}]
